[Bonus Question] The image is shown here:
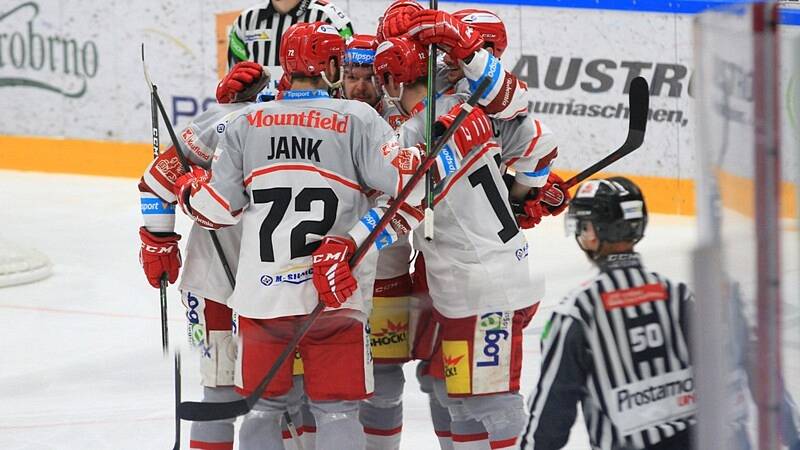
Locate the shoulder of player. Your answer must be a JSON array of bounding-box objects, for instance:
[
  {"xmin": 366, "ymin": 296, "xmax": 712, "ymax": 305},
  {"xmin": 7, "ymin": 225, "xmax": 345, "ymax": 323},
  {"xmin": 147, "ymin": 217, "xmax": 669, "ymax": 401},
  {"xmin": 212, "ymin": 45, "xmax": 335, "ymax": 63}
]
[
  {"xmin": 219, "ymin": 102, "xmax": 274, "ymax": 128},
  {"xmin": 324, "ymin": 98, "xmax": 384, "ymax": 124},
  {"xmin": 233, "ymin": 2, "xmax": 271, "ymax": 24},
  {"xmin": 556, "ymin": 270, "xmax": 615, "ymax": 318},
  {"xmin": 645, "ymin": 271, "xmax": 693, "ymax": 300}
]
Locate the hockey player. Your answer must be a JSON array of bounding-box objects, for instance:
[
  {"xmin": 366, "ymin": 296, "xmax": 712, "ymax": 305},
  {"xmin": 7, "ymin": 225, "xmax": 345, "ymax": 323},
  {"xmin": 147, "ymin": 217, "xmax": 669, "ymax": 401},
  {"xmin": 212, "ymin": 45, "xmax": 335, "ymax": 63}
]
[
  {"xmin": 171, "ymin": 21, "xmax": 493, "ymax": 450},
  {"xmin": 520, "ymin": 177, "xmax": 696, "ymax": 450},
  {"xmin": 223, "ymin": 0, "xmax": 354, "ymax": 101},
  {"xmin": 371, "ymin": 32, "xmax": 557, "ymax": 449},
  {"xmin": 138, "ymin": 63, "xmax": 269, "ymax": 450},
  {"xmin": 339, "ymin": 33, "xmax": 417, "ymax": 450}
]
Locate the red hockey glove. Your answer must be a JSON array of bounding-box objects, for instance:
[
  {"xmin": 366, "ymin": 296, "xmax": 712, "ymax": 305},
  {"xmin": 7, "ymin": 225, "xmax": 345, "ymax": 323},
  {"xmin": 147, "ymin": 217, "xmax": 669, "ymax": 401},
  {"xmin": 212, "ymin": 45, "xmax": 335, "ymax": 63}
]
[
  {"xmin": 535, "ymin": 171, "xmax": 571, "ymax": 216},
  {"xmin": 216, "ymin": 61, "xmax": 270, "ymax": 104},
  {"xmin": 380, "ymin": 1, "xmax": 422, "ymax": 39},
  {"xmin": 436, "ymin": 102, "xmax": 493, "ymax": 158},
  {"xmin": 514, "ymin": 172, "xmax": 571, "ymax": 229},
  {"xmin": 139, "ymin": 227, "xmax": 182, "ymax": 288},
  {"xmin": 407, "ymin": 10, "xmax": 484, "ymax": 61},
  {"xmin": 311, "ymin": 236, "xmax": 358, "ymax": 308},
  {"xmin": 173, "ymin": 166, "xmax": 211, "ymax": 216}
]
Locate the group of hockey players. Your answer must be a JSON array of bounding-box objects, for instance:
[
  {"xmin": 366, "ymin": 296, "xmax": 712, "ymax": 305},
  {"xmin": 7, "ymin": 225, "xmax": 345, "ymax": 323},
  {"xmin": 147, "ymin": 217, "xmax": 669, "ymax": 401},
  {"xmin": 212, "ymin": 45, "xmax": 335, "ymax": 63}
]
[{"xmin": 135, "ymin": 1, "xmax": 800, "ymax": 450}]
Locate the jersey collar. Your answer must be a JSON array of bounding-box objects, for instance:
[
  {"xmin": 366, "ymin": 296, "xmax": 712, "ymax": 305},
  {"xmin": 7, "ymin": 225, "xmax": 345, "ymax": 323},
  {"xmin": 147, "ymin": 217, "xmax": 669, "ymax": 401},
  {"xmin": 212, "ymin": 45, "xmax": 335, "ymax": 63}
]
[
  {"xmin": 278, "ymin": 89, "xmax": 331, "ymax": 101},
  {"xmin": 596, "ymin": 252, "xmax": 643, "ymax": 271},
  {"xmin": 408, "ymin": 99, "xmax": 427, "ymax": 118}
]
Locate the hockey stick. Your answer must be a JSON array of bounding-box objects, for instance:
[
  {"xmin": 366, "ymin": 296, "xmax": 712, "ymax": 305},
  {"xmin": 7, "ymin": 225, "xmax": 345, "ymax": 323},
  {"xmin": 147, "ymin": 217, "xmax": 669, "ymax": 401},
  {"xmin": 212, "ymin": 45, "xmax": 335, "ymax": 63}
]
[
  {"xmin": 141, "ymin": 45, "xmax": 302, "ymax": 446},
  {"xmin": 423, "ymin": 0, "xmax": 439, "ymax": 241},
  {"xmin": 142, "ymin": 45, "xmax": 170, "ymax": 356},
  {"xmin": 177, "ymin": 77, "xmax": 493, "ymax": 422},
  {"xmin": 142, "ymin": 43, "xmax": 182, "ymax": 450},
  {"xmin": 173, "ymin": 352, "xmax": 182, "ymax": 450},
  {"xmin": 561, "ymin": 76, "xmax": 650, "ymax": 189}
]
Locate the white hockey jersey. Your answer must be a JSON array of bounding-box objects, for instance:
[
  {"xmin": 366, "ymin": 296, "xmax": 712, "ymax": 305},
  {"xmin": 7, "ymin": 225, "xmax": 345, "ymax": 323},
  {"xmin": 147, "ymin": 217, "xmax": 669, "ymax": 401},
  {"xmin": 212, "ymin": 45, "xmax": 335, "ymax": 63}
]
[
  {"xmin": 139, "ymin": 102, "xmax": 248, "ymax": 302},
  {"xmin": 400, "ymin": 96, "xmax": 536, "ymax": 318},
  {"xmin": 183, "ymin": 90, "xmax": 427, "ymax": 319}
]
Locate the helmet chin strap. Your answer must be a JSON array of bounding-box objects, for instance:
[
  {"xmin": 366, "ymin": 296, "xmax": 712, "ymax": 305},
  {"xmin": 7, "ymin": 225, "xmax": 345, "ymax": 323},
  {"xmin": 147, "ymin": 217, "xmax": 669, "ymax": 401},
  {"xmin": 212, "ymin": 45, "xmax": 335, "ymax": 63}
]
[
  {"xmin": 382, "ymin": 82, "xmax": 408, "ymax": 116},
  {"xmin": 321, "ymin": 71, "xmax": 342, "ymax": 91}
]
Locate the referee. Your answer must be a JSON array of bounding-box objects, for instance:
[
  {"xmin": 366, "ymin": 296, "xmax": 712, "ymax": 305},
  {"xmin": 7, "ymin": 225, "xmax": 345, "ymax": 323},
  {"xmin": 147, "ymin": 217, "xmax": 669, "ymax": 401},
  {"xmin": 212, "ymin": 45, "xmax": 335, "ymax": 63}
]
[
  {"xmin": 227, "ymin": 0, "xmax": 353, "ymax": 89},
  {"xmin": 521, "ymin": 177, "xmax": 696, "ymax": 450}
]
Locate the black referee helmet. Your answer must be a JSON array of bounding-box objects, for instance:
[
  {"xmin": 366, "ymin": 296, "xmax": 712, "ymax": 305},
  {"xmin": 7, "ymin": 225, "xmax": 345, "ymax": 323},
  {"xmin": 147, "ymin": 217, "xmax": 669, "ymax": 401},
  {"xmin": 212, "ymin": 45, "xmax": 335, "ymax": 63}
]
[{"xmin": 566, "ymin": 176, "xmax": 648, "ymax": 244}]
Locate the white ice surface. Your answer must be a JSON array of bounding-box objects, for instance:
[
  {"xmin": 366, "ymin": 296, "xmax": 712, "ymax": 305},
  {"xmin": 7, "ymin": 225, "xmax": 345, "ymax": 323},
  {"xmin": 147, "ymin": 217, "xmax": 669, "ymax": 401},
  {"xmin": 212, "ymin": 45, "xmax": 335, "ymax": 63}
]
[{"xmin": 0, "ymin": 170, "xmax": 713, "ymax": 449}]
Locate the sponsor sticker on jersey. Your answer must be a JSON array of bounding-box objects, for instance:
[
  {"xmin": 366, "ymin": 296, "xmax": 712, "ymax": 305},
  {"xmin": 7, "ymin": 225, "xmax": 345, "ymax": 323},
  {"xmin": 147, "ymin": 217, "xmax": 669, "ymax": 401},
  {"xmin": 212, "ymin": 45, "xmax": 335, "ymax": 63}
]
[
  {"xmin": 181, "ymin": 127, "xmax": 213, "ymax": 162},
  {"xmin": 442, "ymin": 340, "xmax": 471, "ymax": 395},
  {"xmin": 368, "ymin": 297, "xmax": 411, "ymax": 360},
  {"xmin": 608, "ymin": 367, "xmax": 696, "ymax": 435},
  {"xmin": 140, "ymin": 197, "xmax": 176, "ymax": 215},
  {"xmin": 260, "ymin": 264, "xmax": 314, "ymax": 287},
  {"xmin": 472, "ymin": 311, "xmax": 512, "ymax": 394},
  {"xmin": 515, "ymin": 242, "xmax": 529, "ymax": 261},
  {"xmin": 244, "ymin": 30, "xmax": 270, "ymax": 43},
  {"xmin": 601, "ymin": 283, "xmax": 667, "ymax": 310},
  {"xmin": 391, "ymin": 148, "xmax": 419, "ymax": 175},
  {"xmin": 185, "ymin": 293, "xmax": 212, "ymax": 359},
  {"xmin": 246, "ymin": 109, "xmax": 349, "ymax": 133}
]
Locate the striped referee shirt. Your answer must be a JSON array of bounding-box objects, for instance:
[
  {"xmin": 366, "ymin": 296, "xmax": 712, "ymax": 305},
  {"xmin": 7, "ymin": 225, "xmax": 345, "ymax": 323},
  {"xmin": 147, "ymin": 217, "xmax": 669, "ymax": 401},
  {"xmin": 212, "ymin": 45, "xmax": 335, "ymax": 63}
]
[
  {"xmin": 521, "ymin": 253, "xmax": 696, "ymax": 450},
  {"xmin": 227, "ymin": 0, "xmax": 354, "ymax": 70}
]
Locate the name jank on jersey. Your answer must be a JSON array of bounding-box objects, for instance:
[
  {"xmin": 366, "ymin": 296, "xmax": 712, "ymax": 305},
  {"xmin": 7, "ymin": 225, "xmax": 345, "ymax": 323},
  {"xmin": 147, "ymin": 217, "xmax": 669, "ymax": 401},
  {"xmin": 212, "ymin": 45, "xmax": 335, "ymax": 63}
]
[{"xmin": 268, "ymin": 136, "xmax": 322, "ymax": 162}]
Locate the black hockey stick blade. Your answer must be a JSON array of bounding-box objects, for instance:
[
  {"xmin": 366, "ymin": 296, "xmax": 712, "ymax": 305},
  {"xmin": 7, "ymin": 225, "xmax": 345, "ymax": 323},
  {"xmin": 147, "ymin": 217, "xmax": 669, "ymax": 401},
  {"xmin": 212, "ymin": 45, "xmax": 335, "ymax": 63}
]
[
  {"xmin": 563, "ymin": 76, "xmax": 649, "ymax": 189},
  {"xmin": 177, "ymin": 77, "xmax": 492, "ymax": 423}
]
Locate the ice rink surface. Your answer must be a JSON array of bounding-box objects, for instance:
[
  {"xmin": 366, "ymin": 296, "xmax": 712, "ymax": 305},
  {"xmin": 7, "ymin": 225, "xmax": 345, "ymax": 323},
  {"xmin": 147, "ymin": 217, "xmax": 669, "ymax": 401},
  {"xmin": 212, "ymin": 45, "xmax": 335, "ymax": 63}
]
[{"xmin": 0, "ymin": 169, "xmax": 792, "ymax": 449}]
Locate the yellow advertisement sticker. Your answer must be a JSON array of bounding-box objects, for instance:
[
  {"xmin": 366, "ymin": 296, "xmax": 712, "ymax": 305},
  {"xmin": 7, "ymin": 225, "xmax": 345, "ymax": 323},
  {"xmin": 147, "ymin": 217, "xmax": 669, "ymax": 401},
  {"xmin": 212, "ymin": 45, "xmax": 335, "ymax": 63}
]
[
  {"xmin": 368, "ymin": 297, "xmax": 410, "ymax": 360},
  {"xmin": 442, "ymin": 340, "xmax": 471, "ymax": 395}
]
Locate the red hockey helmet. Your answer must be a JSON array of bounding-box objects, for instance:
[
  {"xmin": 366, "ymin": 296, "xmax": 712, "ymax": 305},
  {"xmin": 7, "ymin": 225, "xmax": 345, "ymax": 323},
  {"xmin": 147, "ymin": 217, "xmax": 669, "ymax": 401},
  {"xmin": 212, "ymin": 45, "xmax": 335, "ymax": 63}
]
[
  {"xmin": 374, "ymin": 37, "xmax": 428, "ymax": 85},
  {"xmin": 453, "ymin": 9, "xmax": 508, "ymax": 58},
  {"xmin": 344, "ymin": 34, "xmax": 377, "ymax": 66},
  {"xmin": 280, "ymin": 22, "xmax": 346, "ymax": 80},
  {"xmin": 377, "ymin": 0, "xmax": 424, "ymax": 41}
]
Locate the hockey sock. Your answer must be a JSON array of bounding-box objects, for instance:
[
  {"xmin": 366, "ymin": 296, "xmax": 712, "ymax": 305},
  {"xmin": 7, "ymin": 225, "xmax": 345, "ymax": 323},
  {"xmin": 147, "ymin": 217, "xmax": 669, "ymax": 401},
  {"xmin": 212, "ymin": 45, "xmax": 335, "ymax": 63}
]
[
  {"xmin": 361, "ymin": 364, "xmax": 405, "ymax": 450},
  {"xmin": 310, "ymin": 400, "xmax": 365, "ymax": 450},
  {"xmin": 238, "ymin": 398, "xmax": 288, "ymax": 450},
  {"xmin": 451, "ymin": 420, "xmax": 490, "ymax": 450},
  {"xmin": 189, "ymin": 387, "xmax": 238, "ymax": 450}
]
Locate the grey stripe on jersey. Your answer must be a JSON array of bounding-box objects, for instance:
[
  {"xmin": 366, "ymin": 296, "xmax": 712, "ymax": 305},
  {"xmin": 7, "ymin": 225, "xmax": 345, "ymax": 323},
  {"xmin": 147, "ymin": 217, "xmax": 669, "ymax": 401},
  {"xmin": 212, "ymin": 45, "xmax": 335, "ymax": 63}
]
[
  {"xmin": 228, "ymin": 1, "xmax": 343, "ymax": 70},
  {"xmin": 521, "ymin": 256, "xmax": 695, "ymax": 450}
]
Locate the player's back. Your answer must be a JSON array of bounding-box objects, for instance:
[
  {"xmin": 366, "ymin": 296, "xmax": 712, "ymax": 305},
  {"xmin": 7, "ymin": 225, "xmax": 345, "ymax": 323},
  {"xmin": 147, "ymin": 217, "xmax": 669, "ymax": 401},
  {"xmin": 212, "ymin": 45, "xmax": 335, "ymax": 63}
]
[
  {"xmin": 400, "ymin": 95, "xmax": 534, "ymax": 318},
  {"xmin": 216, "ymin": 93, "xmax": 395, "ymax": 319}
]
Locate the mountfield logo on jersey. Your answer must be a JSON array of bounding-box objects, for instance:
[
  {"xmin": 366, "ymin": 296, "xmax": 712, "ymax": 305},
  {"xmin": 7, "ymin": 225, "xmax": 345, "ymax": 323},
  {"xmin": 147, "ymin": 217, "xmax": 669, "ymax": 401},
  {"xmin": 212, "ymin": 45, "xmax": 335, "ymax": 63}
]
[
  {"xmin": 247, "ymin": 109, "xmax": 350, "ymax": 133},
  {"xmin": 0, "ymin": 2, "xmax": 99, "ymax": 98}
]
